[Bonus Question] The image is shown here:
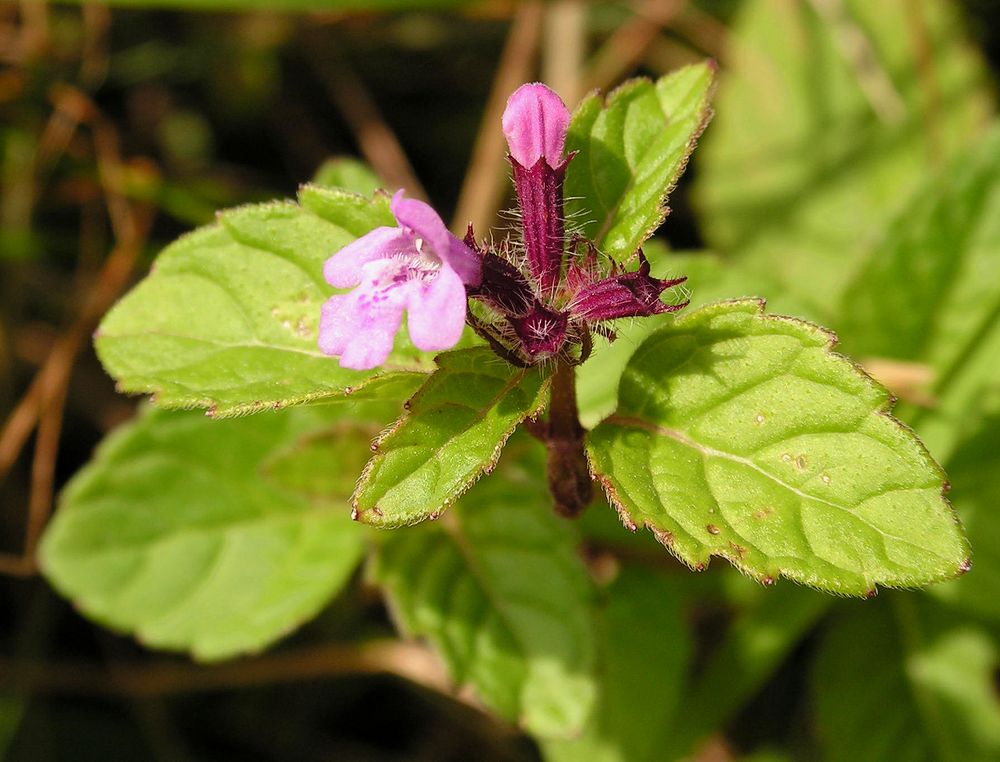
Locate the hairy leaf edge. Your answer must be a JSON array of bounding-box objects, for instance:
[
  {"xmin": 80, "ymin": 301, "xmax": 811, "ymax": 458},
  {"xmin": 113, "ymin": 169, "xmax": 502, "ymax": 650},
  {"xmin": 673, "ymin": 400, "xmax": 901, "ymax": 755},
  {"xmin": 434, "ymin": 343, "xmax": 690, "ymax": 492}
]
[
  {"xmin": 352, "ymin": 351, "xmax": 552, "ymax": 528},
  {"xmin": 587, "ymin": 298, "xmax": 971, "ymax": 595},
  {"xmin": 95, "ymin": 185, "xmax": 430, "ymax": 418},
  {"xmin": 571, "ymin": 61, "xmax": 717, "ymax": 256}
]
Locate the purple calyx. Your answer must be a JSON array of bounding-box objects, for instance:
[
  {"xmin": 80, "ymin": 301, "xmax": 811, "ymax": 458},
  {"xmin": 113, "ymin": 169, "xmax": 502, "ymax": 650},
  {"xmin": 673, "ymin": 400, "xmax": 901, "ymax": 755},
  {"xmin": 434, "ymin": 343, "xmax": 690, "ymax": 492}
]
[{"xmin": 461, "ymin": 83, "xmax": 689, "ymax": 366}]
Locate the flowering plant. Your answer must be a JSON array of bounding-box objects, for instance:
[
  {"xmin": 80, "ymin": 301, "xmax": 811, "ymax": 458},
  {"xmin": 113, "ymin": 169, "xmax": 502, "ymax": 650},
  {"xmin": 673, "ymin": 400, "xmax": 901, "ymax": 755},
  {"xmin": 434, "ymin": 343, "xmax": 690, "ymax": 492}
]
[{"xmin": 38, "ymin": 52, "xmax": 979, "ymax": 755}]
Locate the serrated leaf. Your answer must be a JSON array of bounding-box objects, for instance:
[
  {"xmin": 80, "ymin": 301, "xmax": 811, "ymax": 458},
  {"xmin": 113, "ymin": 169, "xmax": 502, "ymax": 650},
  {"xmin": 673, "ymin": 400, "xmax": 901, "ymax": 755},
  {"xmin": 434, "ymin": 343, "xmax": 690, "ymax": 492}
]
[
  {"xmin": 372, "ymin": 453, "xmax": 596, "ymax": 737},
  {"xmin": 39, "ymin": 405, "xmax": 379, "ymax": 661},
  {"xmin": 587, "ymin": 299, "xmax": 967, "ymax": 595},
  {"xmin": 542, "ymin": 567, "xmax": 690, "ymax": 762},
  {"xmin": 352, "ymin": 347, "xmax": 550, "ymax": 528},
  {"xmin": 695, "ymin": 0, "xmax": 993, "ymax": 321},
  {"xmin": 564, "ymin": 62, "xmax": 714, "ymax": 261},
  {"xmin": 813, "ymin": 596, "xmax": 1000, "ymax": 762},
  {"xmin": 95, "ymin": 185, "xmax": 432, "ymax": 418}
]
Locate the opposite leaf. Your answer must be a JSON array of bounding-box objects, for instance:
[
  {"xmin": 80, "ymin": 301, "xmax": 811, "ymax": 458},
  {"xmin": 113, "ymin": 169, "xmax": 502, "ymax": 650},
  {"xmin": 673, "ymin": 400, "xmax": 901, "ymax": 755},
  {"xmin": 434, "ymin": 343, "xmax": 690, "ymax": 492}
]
[
  {"xmin": 564, "ymin": 62, "xmax": 715, "ymax": 261},
  {"xmin": 588, "ymin": 300, "xmax": 967, "ymax": 595},
  {"xmin": 353, "ymin": 347, "xmax": 549, "ymax": 527},
  {"xmin": 373, "ymin": 455, "xmax": 596, "ymax": 738},
  {"xmin": 96, "ymin": 185, "xmax": 432, "ymax": 418},
  {"xmin": 39, "ymin": 405, "xmax": 376, "ymax": 661}
]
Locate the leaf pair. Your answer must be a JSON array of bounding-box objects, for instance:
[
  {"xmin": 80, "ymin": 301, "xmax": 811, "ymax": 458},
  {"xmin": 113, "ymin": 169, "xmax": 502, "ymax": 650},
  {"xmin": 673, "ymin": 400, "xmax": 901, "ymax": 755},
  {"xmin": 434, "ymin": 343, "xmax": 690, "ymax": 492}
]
[
  {"xmin": 41, "ymin": 402, "xmax": 599, "ymax": 737},
  {"xmin": 360, "ymin": 292, "xmax": 968, "ymax": 595}
]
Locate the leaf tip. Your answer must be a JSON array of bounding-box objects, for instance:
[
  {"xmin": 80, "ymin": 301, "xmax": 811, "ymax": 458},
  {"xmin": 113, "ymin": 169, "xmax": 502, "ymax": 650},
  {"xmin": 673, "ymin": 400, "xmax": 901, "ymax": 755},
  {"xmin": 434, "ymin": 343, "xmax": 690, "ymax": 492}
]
[
  {"xmin": 352, "ymin": 504, "xmax": 384, "ymax": 525},
  {"xmin": 958, "ymin": 557, "xmax": 972, "ymax": 575}
]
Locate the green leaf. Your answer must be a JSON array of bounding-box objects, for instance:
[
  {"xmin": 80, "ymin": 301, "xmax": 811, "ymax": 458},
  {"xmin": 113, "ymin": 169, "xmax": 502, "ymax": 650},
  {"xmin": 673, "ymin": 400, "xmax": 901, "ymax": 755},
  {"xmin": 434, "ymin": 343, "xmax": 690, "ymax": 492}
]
[
  {"xmin": 542, "ymin": 566, "xmax": 690, "ymax": 762},
  {"xmin": 587, "ymin": 299, "xmax": 967, "ymax": 595},
  {"xmin": 838, "ymin": 126, "xmax": 1000, "ymax": 363},
  {"xmin": 695, "ymin": 0, "xmax": 994, "ymax": 321},
  {"xmin": 576, "ymin": 246, "xmax": 729, "ymax": 429},
  {"xmin": 39, "ymin": 404, "xmax": 379, "ymax": 661},
  {"xmin": 352, "ymin": 347, "xmax": 550, "ymax": 528},
  {"xmin": 836, "ymin": 125, "xmax": 1000, "ymax": 459},
  {"xmin": 813, "ymin": 596, "xmax": 1000, "ymax": 762},
  {"xmin": 95, "ymin": 185, "xmax": 432, "ymax": 418},
  {"xmin": 312, "ymin": 157, "xmax": 381, "ymax": 196},
  {"xmin": 564, "ymin": 62, "xmax": 715, "ymax": 261},
  {"xmin": 372, "ymin": 452, "xmax": 596, "ymax": 737}
]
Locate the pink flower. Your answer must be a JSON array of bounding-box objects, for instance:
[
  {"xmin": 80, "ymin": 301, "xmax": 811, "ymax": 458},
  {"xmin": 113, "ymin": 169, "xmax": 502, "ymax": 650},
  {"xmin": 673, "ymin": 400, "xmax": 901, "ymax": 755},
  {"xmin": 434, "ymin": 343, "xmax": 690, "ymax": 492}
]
[
  {"xmin": 502, "ymin": 83, "xmax": 572, "ymax": 296},
  {"xmin": 318, "ymin": 191, "xmax": 481, "ymax": 370},
  {"xmin": 502, "ymin": 83, "xmax": 571, "ymax": 170}
]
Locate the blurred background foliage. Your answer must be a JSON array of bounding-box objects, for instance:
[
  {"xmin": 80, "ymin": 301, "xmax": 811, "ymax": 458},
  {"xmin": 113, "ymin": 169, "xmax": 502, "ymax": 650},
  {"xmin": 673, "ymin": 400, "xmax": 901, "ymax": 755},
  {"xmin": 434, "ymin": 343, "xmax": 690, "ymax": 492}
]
[{"xmin": 2, "ymin": 0, "xmax": 1000, "ymax": 759}]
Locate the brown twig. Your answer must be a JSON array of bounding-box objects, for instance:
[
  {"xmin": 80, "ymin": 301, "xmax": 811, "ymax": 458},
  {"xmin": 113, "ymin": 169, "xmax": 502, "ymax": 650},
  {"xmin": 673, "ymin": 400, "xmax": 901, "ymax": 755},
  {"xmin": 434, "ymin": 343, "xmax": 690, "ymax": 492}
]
[
  {"xmin": 807, "ymin": 0, "xmax": 906, "ymax": 124},
  {"xmin": 904, "ymin": 0, "xmax": 942, "ymax": 164},
  {"xmin": 452, "ymin": 0, "xmax": 542, "ymax": 236},
  {"xmin": 0, "ymin": 85, "xmax": 154, "ymax": 577},
  {"xmin": 583, "ymin": 0, "xmax": 683, "ymax": 95},
  {"xmin": 668, "ymin": 4, "xmax": 730, "ymax": 64},
  {"xmin": 79, "ymin": 4, "xmax": 110, "ymax": 90},
  {"xmin": 642, "ymin": 32, "xmax": 711, "ymax": 74},
  {"xmin": 543, "ymin": 0, "xmax": 586, "ymax": 107},
  {"xmin": 0, "ymin": 641, "xmax": 451, "ymax": 699},
  {"xmin": 16, "ymin": 0, "xmax": 48, "ymax": 62},
  {"xmin": 316, "ymin": 57, "xmax": 429, "ymax": 200}
]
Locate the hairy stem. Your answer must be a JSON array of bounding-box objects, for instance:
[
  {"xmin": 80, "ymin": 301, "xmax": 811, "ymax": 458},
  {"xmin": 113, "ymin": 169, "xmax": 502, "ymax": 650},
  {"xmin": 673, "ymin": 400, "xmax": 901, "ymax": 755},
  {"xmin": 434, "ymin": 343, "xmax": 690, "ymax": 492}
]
[{"xmin": 545, "ymin": 360, "xmax": 593, "ymax": 517}]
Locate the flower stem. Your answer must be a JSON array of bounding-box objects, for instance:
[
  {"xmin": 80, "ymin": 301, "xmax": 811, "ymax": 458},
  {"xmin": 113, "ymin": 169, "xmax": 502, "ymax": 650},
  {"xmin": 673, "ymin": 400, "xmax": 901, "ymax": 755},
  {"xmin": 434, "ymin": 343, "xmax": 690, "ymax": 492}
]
[{"xmin": 545, "ymin": 359, "xmax": 593, "ymax": 517}]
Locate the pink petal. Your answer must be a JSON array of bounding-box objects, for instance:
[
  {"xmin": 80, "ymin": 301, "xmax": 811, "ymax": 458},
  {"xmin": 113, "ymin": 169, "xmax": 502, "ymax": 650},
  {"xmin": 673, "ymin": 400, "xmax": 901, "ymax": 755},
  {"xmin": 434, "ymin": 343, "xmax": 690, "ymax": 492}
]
[
  {"xmin": 501, "ymin": 83, "xmax": 570, "ymax": 169},
  {"xmin": 318, "ymin": 286, "xmax": 407, "ymax": 371},
  {"xmin": 390, "ymin": 191, "xmax": 451, "ymax": 267},
  {"xmin": 323, "ymin": 227, "xmax": 410, "ymax": 288},
  {"xmin": 444, "ymin": 233, "xmax": 482, "ymax": 286},
  {"xmin": 406, "ymin": 266, "xmax": 467, "ymax": 352}
]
